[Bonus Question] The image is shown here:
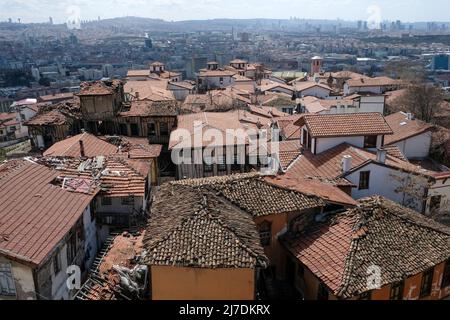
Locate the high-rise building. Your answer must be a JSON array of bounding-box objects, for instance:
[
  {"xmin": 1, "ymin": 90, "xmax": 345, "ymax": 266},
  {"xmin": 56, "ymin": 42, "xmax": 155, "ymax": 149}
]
[{"xmin": 432, "ymin": 54, "xmax": 450, "ymax": 71}]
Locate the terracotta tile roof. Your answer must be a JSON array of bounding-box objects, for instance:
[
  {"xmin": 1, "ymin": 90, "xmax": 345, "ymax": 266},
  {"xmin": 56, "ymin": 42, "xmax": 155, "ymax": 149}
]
[
  {"xmin": 299, "ymin": 96, "xmax": 356, "ymax": 114},
  {"xmin": 276, "ymin": 115, "xmax": 303, "ymax": 140},
  {"xmin": 385, "ymin": 112, "xmax": 434, "ymax": 145},
  {"xmin": 38, "ymin": 92, "xmax": 74, "ymax": 102},
  {"xmin": 198, "ymin": 69, "xmax": 237, "ymax": 77},
  {"xmin": 78, "ymin": 80, "xmax": 123, "ymax": 96},
  {"xmin": 143, "ymin": 183, "xmax": 268, "ymax": 269},
  {"xmin": 0, "ymin": 160, "xmax": 97, "ymax": 266},
  {"xmin": 169, "ymin": 110, "xmax": 269, "ymax": 149},
  {"xmin": 248, "ymin": 105, "xmax": 289, "ymax": 119},
  {"xmin": 259, "ymin": 80, "xmax": 295, "ymax": 93},
  {"xmin": 346, "ymin": 76, "xmax": 400, "ymax": 88},
  {"xmin": 25, "ymin": 109, "xmax": 70, "ymax": 126},
  {"xmin": 127, "ymin": 70, "xmax": 150, "ymax": 77},
  {"xmin": 119, "ymin": 100, "xmax": 179, "ymax": 117},
  {"xmin": 293, "ymin": 81, "xmax": 332, "ymax": 93},
  {"xmin": 284, "ymin": 196, "xmax": 450, "ymax": 298},
  {"xmin": 0, "ymin": 112, "xmax": 18, "ymax": 122},
  {"xmin": 383, "ymin": 145, "xmax": 408, "ymax": 162},
  {"xmin": 182, "ymin": 90, "xmax": 250, "ymax": 113},
  {"xmin": 47, "ymin": 156, "xmax": 149, "ymax": 198},
  {"xmin": 43, "ymin": 132, "xmax": 118, "ymax": 158},
  {"xmin": 296, "ymin": 113, "xmax": 393, "ymax": 138},
  {"xmin": 124, "ymin": 80, "xmax": 175, "ymax": 101},
  {"xmin": 174, "ymin": 173, "xmax": 325, "ymax": 217},
  {"xmin": 266, "ymin": 175, "xmax": 357, "ymax": 206}
]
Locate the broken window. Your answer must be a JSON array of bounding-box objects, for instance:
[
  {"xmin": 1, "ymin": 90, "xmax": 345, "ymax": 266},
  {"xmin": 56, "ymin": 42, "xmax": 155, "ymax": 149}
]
[
  {"xmin": 430, "ymin": 195, "xmax": 442, "ymax": 214},
  {"xmin": 420, "ymin": 268, "xmax": 434, "ymax": 298},
  {"xmin": 130, "ymin": 124, "xmax": 139, "ymax": 136},
  {"xmin": 442, "ymin": 260, "xmax": 450, "ymax": 288},
  {"xmin": 317, "ymin": 283, "xmax": 329, "ymax": 301},
  {"xmin": 159, "ymin": 122, "xmax": 169, "ymax": 136},
  {"xmin": 53, "ymin": 252, "xmax": 61, "ymax": 275},
  {"xmin": 258, "ymin": 221, "xmax": 272, "ymax": 247},
  {"xmin": 390, "ymin": 281, "xmax": 404, "ymax": 300},
  {"xmin": 101, "ymin": 196, "xmax": 112, "ymax": 206},
  {"xmin": 0, "ymin": 263, "xmax": 16, "ymax": 297},
  {"xmin": 119, "ymin": 123, "xmax": 128, "ymax": 136},
  {"xmin": 121, "ymin": 196, "xmax": 134, "ymax": 206},
  {"xmin": 148, "ymin": 123, "xmax": 156, "ymax": 136}
]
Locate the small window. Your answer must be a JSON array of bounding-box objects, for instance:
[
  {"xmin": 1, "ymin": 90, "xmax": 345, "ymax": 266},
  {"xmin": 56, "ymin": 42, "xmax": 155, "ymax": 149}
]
[
  {"xmin": 442, "ymin": 260, "xmax": 450, "ymax": 288},
  {"xmin": 67, "ymin": 234, "xmax": 77, "ymax": 265},
  {"xmin": 317, "ymin": 283, "xmax": 329, "ymax": 300},
  {"xmin": 148, "ymin": 123, "xmax": 156, "ymax": 136},
  {"xmin": 53, "ymin": 252, "xmax": 61, "ymax": 275},
  {"xmin": 159, "ymin": 122, "xmax": 169, "ymax": 136},
  {"xmin": 122, "ymin": 196, "xmax": 134, "ymax": 206},
  {"xmin": 259, "ymin": 221, "xmax": 272, "ymax": 247},
  {"xmin": 0, "ymin": 263, "xmax": 16, "ymax": 297},
  {"xmin": 297, "ymin": 264, "xmax": 305, "ymax": 277},
  {"xmin": 390, "ymin": 281, "xmax": 404, "ymax": 300},
  {"xmin": 364, "ymin": 135, "xmax": 378, "ymax": 148},
  {"xmin": 359, "ymin": 171, "xmax": 371, "ymax": 190},
  {"xmin": 130, "ymin": 124, "xmax": 139, "ymax": 136},
  {"xmin": 420, "ymin": 268, "xmax": 434, "ymax": 298},
  {"xmin": 119, "ymin": 123, "xmax": 128, "ymax": 136},
  {"xmin": 101, "ymin": 196, "xmax": 112, "ymax": 206},
  {"xmin": 430, "ymin": 195, "xmax": 442, "ymax": 214},
  {"xmin": 359, "ymin": 291, "xmax": 372, "ymax": 300}
]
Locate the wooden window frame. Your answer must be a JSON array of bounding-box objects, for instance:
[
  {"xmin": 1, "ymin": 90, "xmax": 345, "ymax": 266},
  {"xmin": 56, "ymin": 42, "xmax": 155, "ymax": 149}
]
[{"xmin": 359, "ymin": 171, "xmax": 371, "ymax": 190}]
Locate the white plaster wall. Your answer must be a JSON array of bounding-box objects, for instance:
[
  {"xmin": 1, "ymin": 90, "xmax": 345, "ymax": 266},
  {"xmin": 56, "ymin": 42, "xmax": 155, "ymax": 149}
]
[
  {"xmin": 316, "ymin": 136, "xmax": 364, "ymax": 153},
  {"xmin": 391, "ymin": 132, "xmax": 432, "ymax": 160},
  {"xmin": 299, "ymin": 87, "xmax": 330, "ymax": 99},
  {"xmin": 346, "ymin": 163, "xmax": 427, "ymax": 213}
]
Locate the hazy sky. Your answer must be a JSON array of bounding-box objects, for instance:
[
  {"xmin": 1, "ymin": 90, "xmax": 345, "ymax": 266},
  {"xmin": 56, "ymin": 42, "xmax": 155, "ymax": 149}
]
[{"xmin": 0, "ymin": 0, "xmax": 449, "ymax": 24}]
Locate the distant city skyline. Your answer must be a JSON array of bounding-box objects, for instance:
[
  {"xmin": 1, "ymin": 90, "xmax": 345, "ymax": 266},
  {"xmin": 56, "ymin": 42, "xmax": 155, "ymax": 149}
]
[{"xmin": 0, "ymin": 0, "xmax": 450, "ymax": 24}]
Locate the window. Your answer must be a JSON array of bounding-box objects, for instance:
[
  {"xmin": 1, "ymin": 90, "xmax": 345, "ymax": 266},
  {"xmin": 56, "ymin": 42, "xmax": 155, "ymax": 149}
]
[
  {"xmin": 0, "ymin": 263, "xmax": 16, "ymax": 297},
  {"xmin": 259, "ymin": 221, "xmax": 272, "ymax": 247},
  {"xmin": 130, "ymin": 124, "xmax": 139, "ymax": 136},
  {"xmin": 359, "ymin": 291, "xmax": 372, "ymax": 300},
  {"xmin": 317, "ymin": 283, "xmax": 329, "ymax": 300},
  {"xmin": 359, "ymin": 171, "xmax": 371, "ymax": 190},
  {"xmin": 159, "ymin": 122, "xmax": 169, "ymax": 136},
  {"xmin": 101, "ymin": 196, "xmax": 112, "ymax": 206},
  {"xmin": 122, "ymin": 196, "xmax": 134, "ymax": 206},
  {"xmin": 364, "ymin": 135, "xmax": 378, "ymax": 148},
  {"xmin": 442, "ymin": 260, "xmax": 450, "ymax": 288},
  {"xmin": 119, "ymin": 123, "xmax": 128, "ymax": 136},
  {"xmin": 390, "ymin": 281, "xmax": 404, "ymax": 300},
  {"xmin": 430, "ymin": 195, "xmax": 442, "ymax": 214},
  {"xmin": 67, "ymin": 234, "xmax": 77, "ymax": 264},
  {"xmin": 282, "ymin": 108, "xmax": 293, "ymax": 115},
  {"xmin": 420, "ymin": 268, "xmax": 434, "ymax": 298},
  {"xmin": 148, "ymin": 123, "xmax": 156, "ymax": 136},
  {"xmin": 53, "ymin": 252, "xmax": 61, "ymax": 275}
]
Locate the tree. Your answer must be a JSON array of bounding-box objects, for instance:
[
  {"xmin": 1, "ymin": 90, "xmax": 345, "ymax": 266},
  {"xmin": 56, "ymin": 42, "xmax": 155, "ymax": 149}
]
[
  {"xmin": 385, "ymin": 60, "xmax": 426, "ymax": 83},
  {"xmin": 395, "ymin": 84, "xmax": 444, "ymax": 123},
  {"xmin": 38, "ymin": 77, "xmax": 51, "ymax": 87}
]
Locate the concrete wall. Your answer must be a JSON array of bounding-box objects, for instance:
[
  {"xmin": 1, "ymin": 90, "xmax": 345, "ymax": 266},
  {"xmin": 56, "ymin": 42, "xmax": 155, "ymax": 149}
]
[{"xmin": 151, "ymin": 266, "xmax": 255, "ymax": 300}]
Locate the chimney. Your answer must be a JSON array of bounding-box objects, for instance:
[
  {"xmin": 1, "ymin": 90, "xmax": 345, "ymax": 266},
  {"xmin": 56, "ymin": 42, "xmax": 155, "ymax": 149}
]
[
  {"xmin": 135, "ymin": 91, "xmax": 140, "ymax": 100},
  {"xmin": 342, "ymin": 155, "xmax": 352, "ymax": 173},
  {"xmin": 79, "ymin": 140, "xmax": 86, "ymax": 157},
  {"xmin": 406, "ymin": 113, "xmax": 414, "ymax": 121},
  {"xmin": 376, "ymin": 148, "xmax": 387, "ymax": 164}
]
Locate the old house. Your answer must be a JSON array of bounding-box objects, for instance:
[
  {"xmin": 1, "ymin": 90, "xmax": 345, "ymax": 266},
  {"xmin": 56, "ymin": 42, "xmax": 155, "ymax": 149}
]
[
  {"xmin": 283, "ymin": 196, "xmax": 450, "ymax": 300},
  {"xmin": 294, "ymin": 82, "xmax": 332, "ymax": 99},
  {"xmin": 26, "ymin": 102, "xmax": 82, "ymax": 150},
  {"xmin": 344, "ymin": 76, "xmax": 401, "ymax": 96},
  {"xmin": 77, "ymin": 80, "xmax": 124, "ymax": 134},
  {"xmin": 143, "ymin": 182, "xmax": 268, "ymax": 300},
  {"xmin": 385, "ymin": 112, "xmax": 435, "ymax": 160},
  {"xmin": 0, "ymin": 160, "xmax": 99, "ymax": 300},
  {"xmin": 47, "ymin": 155, "xmax": 153, "ymax": 232},
  {"xmin": 174, "ymin": 173, "xmax": 355, "ymax": 279},
  {"xmin": 296, "ymin": 113, "xmax": 393, "ymax": 154},
  {"xmin": 170, "ymin": 110, "xmax": 278, "ymax": 180}
]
